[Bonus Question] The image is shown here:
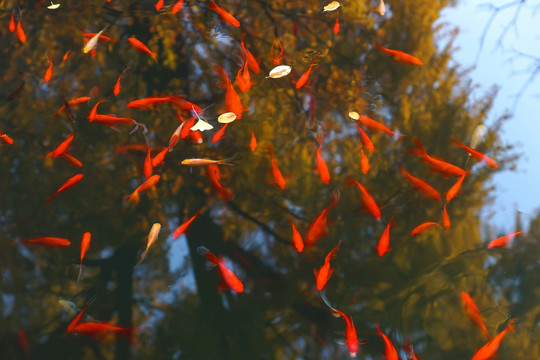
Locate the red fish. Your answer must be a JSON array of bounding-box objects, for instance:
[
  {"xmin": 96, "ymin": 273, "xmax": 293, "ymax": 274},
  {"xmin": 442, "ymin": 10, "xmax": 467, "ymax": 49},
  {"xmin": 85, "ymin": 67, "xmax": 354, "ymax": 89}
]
[
  {"xmin": 329, "ymin": 308, "xmax": 361, "ymax": 358},
  {"xmin": 22, "ymin": 237, "xmax": 71, "ymax": 247},
  {"xmin": 66, "ymin": 304, "xmax": 89, "ymax": 333},
  {"xmin": 17, "ymin": 329, "xmax": 29, "ymax": 360},
  {"xmin": 55, "ymin": 96, "xmax": 91, "ymax": 117},
  {"xmin": 471, "ymin": 319, "xmax": 516, "ymax": 360},
  {"xmin": 9, "ymin": 11, "xmax": 15, "ymax": 32},
  {"xmin": 461, "ymin": 292, "xmax": 491, "ymax": 341},
  {"xmin": 73, "ymin": 321, "xmax": 135, "ymax": 344},
  {"xmin": 172, "ymin": 209, "xmax": 201, "ymax": 238},
  {"xmin": 46, "ymin": 174, "xmax": 84, "ymax": 205},
  {"xmin": 398, "ymin": 165, "xmax": 441, "ymax": 200},
  {"xmin": 83, "ymin": 32, "xmax": 119, "ymax": 43},
  {"xmin": 355, "ymin": 115, "xmax": 399, "ymax": 138},
  {"xmin": 377, "ymin": 216, "xmax": 396, "ymax": 257},
  {"xmin": 197, "ymin": 246, "xmax": 244, "ymax": 293},
  {"xmin": 287, "ymin": 214, "xmax": 304, "ymax": 253},
  {"xmin": 207, "ymin": 164, "xmax": 234, "ymax": 201},
  {"xmin": 127, "ymin": 95, "xmax": 185, "ymax": 110},
  {"xmin": 16, "ymin": 18, "xmax": 26, "ymax": 43},
  {"xmin": 333, "ymin": 13, "xmax": 340, "ymax": 35},
  {"xmin": 155, "ymin": 0, "xmax": 164, "ymax": 11},
  {"xmin": 172, "ymin": 0, "xmax": 184, "ymax": 14},
  {"xmin": 113, "ymin": 68, "xmax": 128, "ymax": 96},
  {"xmin": 410, "ymin": 221, "xmax": 442, "ymax": 236},
  {"xmin": 446, "ymin": 173, "xmax": 467, "ymax": 202},
  {"xmin": 208, "ymin": 0, "xmax": 240, "ymax": 27},
  {"xmin": 344, "ymin": 177, "xmax": 381, "ymax": 221},
  {"xmin": 214, "ymin": 65, "xmax": 243, "ymax": 118},
  {"xmin": 128, "ymin": 37, "xmax": 158, "ymax": 62},
  {"xmin": 63, "ymin": 154, "xmax": 83, "ymax": 167},
  {"xmin": 376, "ymin": 45, "xmax": 423, "ymax": 66},
  {"xmin": 314, "ymin": 240, "xmax": 341, "ymax": 290},
  {"xmin": 1, "ymin": 131, "xmax": 14, "ymax": 145},
  {"xmin": 240, "ymin": 35, "xmax": 260, "ymax": 73},
  {"xmin": 488, "ymin": 231, "xmax": 522, "ymax": 249},
  {"xmin": 407, "ymin": 138, "xmax": 467, "ymax": 178},
  {"xmin": 87, "ymin": 98, "xmax": 108, "ymax": 122},
  {"xmin": 78, "ymin": 232, "xmax": 91, "ymax": 282},
  {"xmin": 296, "ymin": 60, "xmax": 315, "ymax": 89},
  {"xmin": 151, "ymin": 147, "xmax": 168, "ymax": 167},
  {"xmin": 143, "ymin": 148, "xmax": 153, "ymax": 179},
  {"xmin": 267, "ymin": 146, "xmax": 287, "ymax": 190},
  {"xmin": 304, "ymin": 192, "xmax": 339, "ymax": 248},
  {"xmin": 250, "ymin": 128, "xmax": 257, "ymax": 151},
  {"xmin": 126, "ymin": 174, "xmax": 160, "ymax": 203},
  {"xmin": 235, "ymin": 55, "xmax": 252, "ymax": 93},
  {"xmin": 451, "ymin": 137, "xmax": 498, "ymax": 168},
  {"xmin": 62, "ymin": 49, "xmax": 71, "ymax": 62},
  {"xmin": 316, "ymin": 136, "xmax": 330, "ymax": 185},
  {"xmin": 92, "ymin": 114, "xmax": 147, "ymax": 133},
  {"xmin": 44, "ymin": 54, "xmax": 53, "ymax": 83},
  {"xmin": 442, "ymin": 204, "xmax": 450, "ymax": 230},
  {"xmin": 402, "ymin": 338, "xmax": 420, "ymax": 360},
  {"xmin": 357, "ymin": 126, "xmax": 375, "ymax": 153},
  {"xmin": 359, "ymin": 147, "xmax": 370, "ymax": 174},
  {"xmin": 376, "ymin": 323, "xmax": 399, "ymax": 360},
  {"xmin": 47, "ymin": 132, "xmax": 74, "ymax": 158},
  {"xmin": 179, "ymin": 116, "xmax": 197, "ymax": 139},
  {"xmin": 212, "ymin": 123, "xmax": 229, "ymax": 144}
]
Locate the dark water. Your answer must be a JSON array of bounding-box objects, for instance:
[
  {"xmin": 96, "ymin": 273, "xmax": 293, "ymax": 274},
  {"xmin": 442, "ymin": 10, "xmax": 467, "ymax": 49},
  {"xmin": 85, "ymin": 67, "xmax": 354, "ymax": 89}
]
[{"xmin": 1, "ymin": 0, "xmax": 538, "ymax": 359}]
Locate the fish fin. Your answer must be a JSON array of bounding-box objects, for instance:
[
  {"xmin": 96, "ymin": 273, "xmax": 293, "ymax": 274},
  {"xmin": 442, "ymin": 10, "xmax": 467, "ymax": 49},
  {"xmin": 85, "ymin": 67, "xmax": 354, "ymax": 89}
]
[{"xmin": 313, "ymin": 268, "xmax": 319, "ymax": 277}]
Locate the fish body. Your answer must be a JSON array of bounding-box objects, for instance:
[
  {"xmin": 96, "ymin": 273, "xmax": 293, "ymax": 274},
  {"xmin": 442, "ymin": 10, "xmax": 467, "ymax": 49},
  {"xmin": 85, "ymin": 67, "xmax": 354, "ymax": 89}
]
[
  {"xmin": 287, "ymin": 215, "xmax": 304, "ymax": 252},
  {"xmin": 376, "ymin": 323, "xmax": 399, "ymax": 360},
  {"xmin": 22, "ymin": 237, "xmax": 71, "ymax": 247},
  {"xmin": 73, "ymin": 322, "xmax": 135, "ymax": 344},
  {"xmin": 331, "ymin": 308, "xmax": 359, "ymax": 358},
  {"xmin": 344, "ymin": 177, "xmax": 381, "ymax": 221},
  {"xmin": 471, "ymin": 319, "xmax": 516, "ymax": 360},
  {"xmin": 136, "ymin": 223, "xmax": 161, "ymax": 266},
  {"xmin": 377, "ymin": 216, "xmax": 396, "ymax": 256},
  {"xmin": 461, "ymin": 292, "xmax": 491, "ymax": 341},
  {"xmin": 267, "ymin": 147, "xmax": 287, "ymax": 189},
  {"xmin": 488, "ymin": 231, "xmax": 522, "ymax": 249},
  {"xmin": 442, "ymin": 204, "xmax": 451, "ymax": 229},
  {"xmin": 359, "ymin": 147, "xmax": 370, "ymax": 174},
  {"xmin": 296, "ymin": 63, "xmax": 314, "ymax": 89},
  {"xmin": 250, "ymin": 128, "xmax": 257, "ymax": 151},
  {"xmin": 181, "ymin": 157, "xmax": 233, "ymax": 166},
  {"xmin": 316, "ymin": 139, "xmax": 330, "ymax": 185},
  {"xmin": 128, "ymin": 37, "xmax": 158, "ymax": 62},
  {"xmin": 46, "ymin": 174, "xmax": 84, "ymax": 205},
  {"xmin": 376, "ymin": 45, "xmax": 423, "ymax": 66},
  {"xmin": 355, "ymin": 115, "xmax": 398, "ymax": 138},
  {"xmin": 208, "ymin": 0, "xmax": 240, "ymax": 27},
  {"xmin": 126, "ymin": 174, "xmax": 160, "ymax": 203},
  {"xmin": 407, "ymin": 139, "xmax": 467, "ymax": 178},
  {"xmin": 410, "ymin": 222, "xmax": 442, "ymax": 236},
  {"xmin": 451, "ymin": 137, "xmax": 498, "ymax": 168},
  {"xmin": 446, "ymin": 173, "xmax": 467, "ymax": 202},
  {"xmin": 207, "ymin": 164, "xmax": 234, "ymax": 201},
  {"xmin": 47, "ymin": 132, "xmax": 74, "ymax": 158},
  {"xmin": 78, "ymin": 232, "xmax": 91, "ymax": 281},
  {"xmin": 240, "ymin": 37, "xmax": 260, "ymax": 73},
  {"xmin": 44, "ymin": 55, "xmax": 53, "ymax": 83},
  {"xmin": 304, "ymin": 192, "xmax": 339, "ymax": 248},
  {"xmin": 398, "ymin": 165, "xmax": 440, "ymax": 200},
  {"xmin": 127, "ymin": 95, "xmax": 185, "ymax": 110},
  {"xmin": 197, "ymin": 246, "xmax": 244, "ymax": 293},
  {"xmin": 356, "ymin": 126, "xmax": 375, "ymax": 153},
  {"xmin": 172, "ymin": 0, "xmax": 184, "ymax": 14},
  {"xmin": 314, "ymin": 241, "xmax": 341, "ymax": 290},
  {"xmin": 173, "ymin": 209, "xmax": 201, "ymax": 238},
  {"xmin": 1, "ymin": 131, "xmax": 14, "ymax": 145},
  {"xmin": 83, "ymin": 28, "xmax": 106, "ymax": 53}
]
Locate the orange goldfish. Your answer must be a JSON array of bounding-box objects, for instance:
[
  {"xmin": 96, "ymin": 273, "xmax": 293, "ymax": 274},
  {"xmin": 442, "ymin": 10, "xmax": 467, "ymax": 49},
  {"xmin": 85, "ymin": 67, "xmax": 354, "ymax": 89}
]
[
  {"xmin": 377, "ymin": 216, "xmax": 396, "ymax": 257},
  {"xmin": 143, "ymin": 148, "xmax": 153, "ymax": 179},
  {"xmin": 9, "ymin": 11, "xmax": 15, "ymax": 32},
  {"xmin": 235, "ymin": 55, "xmax": 252, "ymax": 93},
  {"xmin": 296, "ymin": 60, "xmax": 316, "ymax": 89},
  {"xmin": 73, "ymin": 321, "xmax": 135, "ymax": 344},
  {"xmin": 63, "ymin": 153, "xmax": 83, "ymax": 167},
  {"xmin": 398, "ymin": 165, "xmax": 440, "ymax": 200},
  {"xmin": 376, "ymin": 323, "xmax": 399, "ymax": 360},
  {"xmin": 92, "ymin": 114, "xmax": 147, "ymax": 133},
  {"xmin": 113, "ymin": 68, "xmax": 129, "ymax": 96},
  {"xmin": 136, "ymin": 223, "xmax": 161, "ymax": 266},
  {"xmin": 357, "ymin": 126, "xmax": 375, "ymax": 153},
  {"xmin": 240, "ymin": 35, "xmax": 260, "ymax": 73},
  {"xmin": 488, "ymin": 231, "xmax": 522, "ymax": 249},
  {"xmin": 173, "ymin": 209, "xmax": 201, "ymax": 238},
  {"xmin": 407, "ymin": 138, "xmax": 467, "ymax": 178},
  {"xmin": 126, "ymin": 174, "xmax": 160, "ymax": 203},
  {"xmin": 47, "ymin": 132, "xmax": 74, "ymax": 158},
  {"xmin": 207, "ymin": 164, "xmax": 234, "ymax": 201},
  {"xmin": 250, "ymin": 128, "xmax": 257, "ymax": 151},
  {"xmin": 328, "ymin": 306, "xmax": 361, "ymax": 358},
  {"xmin": 314, "ymin": 241, "xmax": 341, "ymax": 290},
  {"xmin": 155, "ymin": 0, "xmax": 164, "ymax": 11},
  {"xmin": 16, "ymin": 18, "xmax": 26, "ymax": 43},
  {"xmin": 128, "ymin": 37, "xmax": 158, "ymax": 62},
  {"xmin": 446, "ymin": 173, "xmax": 467, "ymax": 202},
  {"xmin": 78, "ymin": 232, "xmax": 91, "ymax": 282},
  {"xmin": 151, "ymin": 147, "xmax": 168, "ymax": 167},
  {"xmin": 461, "ymin": 292, "xmax": 491, "ymax": 341},
  {"xmin": 471, "ymin": 319, "xmax": 516, "ymax": 360},
  {"xmin": 62, "ymin": 49, "xmax": 71, "ymax": 62},
  {"xmin": 354, "ymin": 114, "xmax": 399, "ymax": 138},
  {"xmin": 208, "ymin": 0, "xmax": 240, "ymax": 27},
  {"xmin": 376, "ymin": 45, "xmax": 423, "ymax": 66},
  {"xmin": 22, "ymin": 237, "xmax": 71, "ymax": 247},
  {"xmin": 212, "ymin": 123, "xmax": 229, "ymax": 144},
  {"xmin": 127, "ymin": 95, "xmax": 185, "ymax": 110},
  {"xmin": 333, "ymin": 13, "xmax": 340, "ymax": 35},
  {"xmin": 55, "ymin": 96, "xmax": 91, "ymax": 117},
  {"xmin": 344, "ymin": 177, "xmax": 381, "ymax": 221},
  {"xmin": 44, "ymin": 54, "xmax": 53, "ymax": 83},
  {"xmin": 270, "ymin": 38, "xmax": 284, "ymax": 65},
  {"xmin": 410, "ymin": 221, "xmax": 442, "ymax": 236},
  {"xmin": 304, "ymin": 192, "xmax": 339, "ymax": 248},
  {"xmin": 0, "ymin": 131, "xmax": 14, "ymax": 145},
  {"xmin": 442, "ymin": 204, "xmax": 450, "ymax": 230},
  {"xmin": 197, "ymin": 246, "xmax": 244, "ymax": 293},
  {"xmin": 214, "ymin": 65, "xmax": 243, "ymax": 118},
  {"xmin": 87, "ymin": 98, "xmax": 108, "ymax": 122},
  {"xmin": 316, "ymin": 136, "xmax": 331, "ymax": 185},
  {"xmin": 172, "ymin": 0, "xmax": 184, "ymax": 14},
  {"xmin": 267, "ymin": 146, "xmax": 288, "ymax": 189},
  {"xmin": 359, "ymin": 147, "xmax": 370, "ymax": 174},
  {"xmin": 287, "ymin": 214, "xmax": 304, "ymax": 252},
  {"xmin": 46, "ymin": 173, "xmax": 84, "ymax": 205},
  {"xmin": 451, "ymin": 137, "xmax": 498, "ymax": 168}
]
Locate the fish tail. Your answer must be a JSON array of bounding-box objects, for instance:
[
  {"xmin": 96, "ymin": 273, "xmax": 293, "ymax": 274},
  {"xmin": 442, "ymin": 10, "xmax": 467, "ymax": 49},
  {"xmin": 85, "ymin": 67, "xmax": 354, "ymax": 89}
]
[
  {"xmin": 126, "ymin": 191, "xmax": 140, "ymax": 203},
  {"xmin": 77, "ymin": 262, "xmax": 83, "ymax": 282},
  {"xmin": 208, "ymin": 0, "xmax": 218, "ymax": 10},
  {"xmin": 120, "ymin": 327, "xmax": 137, "ymax": 346}
]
